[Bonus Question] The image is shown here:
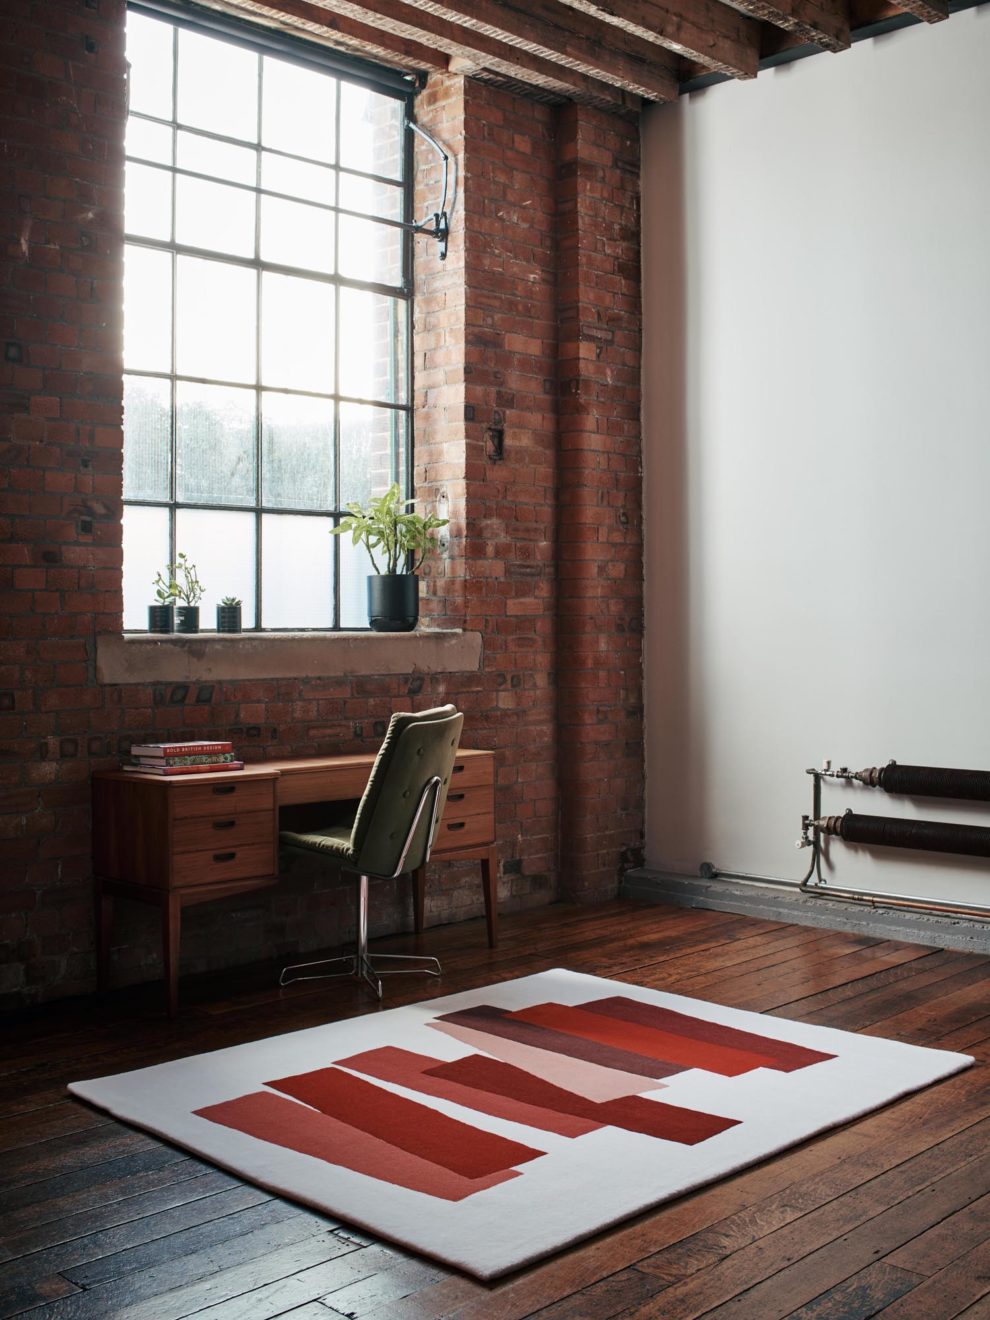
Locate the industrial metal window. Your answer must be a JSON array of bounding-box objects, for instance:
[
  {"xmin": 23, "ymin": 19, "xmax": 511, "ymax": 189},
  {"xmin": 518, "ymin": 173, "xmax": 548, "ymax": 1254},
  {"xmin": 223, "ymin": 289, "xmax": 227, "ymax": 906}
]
[{"xmin": 121, "ymin": 3, "xmax": 413, "ymax": 630}]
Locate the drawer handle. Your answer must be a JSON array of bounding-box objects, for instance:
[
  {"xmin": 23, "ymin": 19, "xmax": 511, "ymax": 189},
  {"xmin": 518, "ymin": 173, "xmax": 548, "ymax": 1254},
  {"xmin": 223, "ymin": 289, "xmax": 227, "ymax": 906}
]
[
  {"xmin": 213, "ymin": 851, "xmax": 237, "ymax": 863},
  {"xmin": 213, "ymin": 819, "xmax": 236, "ymax": 830},
  {"xmin": 446, "ymin": 821, "xmax": 466, "ymax": 832},
  {"xmin": 448, "ymin": 793, "xmax": 465, "ymax": 802},
  {"xmin": 212, "ymin": 785, "xmax": 237, "ymax": 796},
  {"xmin": 452, "ymin": 764, "xmax": 464, "ymax": 775}
]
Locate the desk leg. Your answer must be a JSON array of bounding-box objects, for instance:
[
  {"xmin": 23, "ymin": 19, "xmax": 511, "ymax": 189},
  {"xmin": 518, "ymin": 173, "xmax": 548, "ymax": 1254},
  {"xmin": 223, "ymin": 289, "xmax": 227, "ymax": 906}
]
[
  {"xmin": 481, "ymin": 847, "xmax": 498, "ymax": 949},
  {"xmin": 162, "ymin": 893, "xmax": 182, "ymax": 1018},
  {"xmin": 95, "ymin": 880, "xmax": 113, "ymax": 992},
  {"xmin": 412, "ymin": 866, "xmax": 426, "ymax": 934}
]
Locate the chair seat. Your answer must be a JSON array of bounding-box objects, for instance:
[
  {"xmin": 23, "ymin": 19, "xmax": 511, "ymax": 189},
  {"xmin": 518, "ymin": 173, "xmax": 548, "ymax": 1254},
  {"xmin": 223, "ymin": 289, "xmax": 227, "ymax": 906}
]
[{"xmin": 279, "ymin": 822, "xmax": 355, "ymax": 861}]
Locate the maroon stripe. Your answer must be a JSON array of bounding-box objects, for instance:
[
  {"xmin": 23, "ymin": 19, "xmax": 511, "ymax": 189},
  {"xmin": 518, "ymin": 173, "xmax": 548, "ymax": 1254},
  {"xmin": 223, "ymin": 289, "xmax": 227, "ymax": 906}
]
[
  {"xmin": 579, "ymin": 997, "xmax": 835, "ymax": 1072},
  {"xmin": 433, "ymin": 1006, "xmax": 683, "ymax": 1081},
  {"xmin": 429, "ymin": 1055, "xmax": 739, "ymax": 1146}
]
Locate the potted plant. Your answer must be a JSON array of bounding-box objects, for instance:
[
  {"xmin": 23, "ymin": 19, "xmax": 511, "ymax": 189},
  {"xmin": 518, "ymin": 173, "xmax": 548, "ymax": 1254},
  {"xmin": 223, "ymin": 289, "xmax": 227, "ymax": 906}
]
[
  {"xmin": 152, "ymin": 553, "xmax": 203, "ymax": 634},
  {"xmin": 148, "ymin": 572, "xmax": 175, "ymax": 634},
  {"xmin": 331, "ymin": 483, "xmax": 448, "ymax": 631},
  {"xmin": 216, "ymin": 595, "xmax": 242, "ymax": 633}
]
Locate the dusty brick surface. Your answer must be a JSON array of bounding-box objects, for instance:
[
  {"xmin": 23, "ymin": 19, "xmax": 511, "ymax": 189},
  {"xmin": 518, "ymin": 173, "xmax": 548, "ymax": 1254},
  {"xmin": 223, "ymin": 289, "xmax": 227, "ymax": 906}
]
[{"xmin": 0, "ymin": 5, "xmax": 643, "ymax": 1006}]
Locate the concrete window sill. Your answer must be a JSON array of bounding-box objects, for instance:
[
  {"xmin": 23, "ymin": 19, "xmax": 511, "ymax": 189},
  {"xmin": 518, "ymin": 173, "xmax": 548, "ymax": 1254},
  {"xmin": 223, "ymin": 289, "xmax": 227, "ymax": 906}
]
[{"xmin": 96, "ymin": 630, "xmax": 483, "ymax": 684}]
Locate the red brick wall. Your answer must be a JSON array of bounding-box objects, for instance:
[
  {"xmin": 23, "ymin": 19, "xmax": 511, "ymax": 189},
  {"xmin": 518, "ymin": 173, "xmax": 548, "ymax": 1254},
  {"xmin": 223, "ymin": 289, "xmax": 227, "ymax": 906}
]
[{"xmin": 0, "ymin": 1, "xmax": 643, "ymax": 1009}]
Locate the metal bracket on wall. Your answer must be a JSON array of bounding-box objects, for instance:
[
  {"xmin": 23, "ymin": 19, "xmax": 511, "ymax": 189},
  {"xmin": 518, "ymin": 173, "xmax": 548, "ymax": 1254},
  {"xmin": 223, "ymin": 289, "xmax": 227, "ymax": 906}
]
[{"xmin": 405, "ymin": 122, "xmax": 452, "ymax": 261}]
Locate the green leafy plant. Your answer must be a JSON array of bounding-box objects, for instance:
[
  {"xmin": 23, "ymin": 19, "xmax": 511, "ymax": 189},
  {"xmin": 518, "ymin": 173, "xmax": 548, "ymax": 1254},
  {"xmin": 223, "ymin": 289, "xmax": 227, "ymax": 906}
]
[
  {"xmin": 152, "ymin": 552, "xmax": 204, "ymax": 606},
  {"xmin": 219, "ymin": 595, "xmax": 242, "ymax": 607},
  {"xmin": 331, "ymin": 484, "xmax": 448, "ymax": 575}
]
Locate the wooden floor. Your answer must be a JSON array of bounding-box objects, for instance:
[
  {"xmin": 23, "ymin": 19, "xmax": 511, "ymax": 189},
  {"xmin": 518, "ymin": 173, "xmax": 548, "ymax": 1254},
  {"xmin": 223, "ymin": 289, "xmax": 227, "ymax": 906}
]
[{"xmin": 1, "ymin": 900, "xmax": 989, "ymax": 1320}]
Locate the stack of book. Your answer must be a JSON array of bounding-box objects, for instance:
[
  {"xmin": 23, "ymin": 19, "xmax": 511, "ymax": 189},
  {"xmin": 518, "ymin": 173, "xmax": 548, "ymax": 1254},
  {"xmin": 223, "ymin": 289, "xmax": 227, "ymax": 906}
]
[{"xmin": 124, "ymin": 740, "xmax": 244, "ymax": 776}]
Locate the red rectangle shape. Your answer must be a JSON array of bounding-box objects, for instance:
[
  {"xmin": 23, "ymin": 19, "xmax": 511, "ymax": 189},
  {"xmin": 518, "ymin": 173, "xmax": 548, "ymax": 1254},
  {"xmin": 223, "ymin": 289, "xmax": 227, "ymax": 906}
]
[
  {"xmin": 265, "ymin": 1064, "xmax": 544, "ymax": 1178},
  {"xmin": 337, "ymin": 1046, "xmax": 600, "ymax": 1138},
  {"xmin": 511, "ymin": 1003, "xmax": 782, "ymax": 1076},
  {"xmin": 194, "ymin": 1091, "xmax": 519, "ymax": 1201},
  {"xmin": 579, "ymin": 997, "xmax": 836, "ymax": 1072}
]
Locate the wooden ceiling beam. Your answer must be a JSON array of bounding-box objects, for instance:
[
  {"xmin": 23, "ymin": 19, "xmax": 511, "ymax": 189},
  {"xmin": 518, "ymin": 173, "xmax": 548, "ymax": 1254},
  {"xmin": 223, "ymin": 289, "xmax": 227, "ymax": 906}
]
[
  {"xmin": 555, "ymin": 0, "xmax": 761, "ymax": 78},
  {"xmin": 305, "ymin": 0, "xmax": 639, "ymax": 106},
  {"xmin": 724, "ymin": 0, "xmax": 850, "ymax": 52},
  {"xmin": 397, "ymin": 0, "xmax": 681, "ymax": 98},
  {"xmin": 199, "ymin": 0, "xmax": 447, "ymax": 70},
  {"xmin": 857, "ymin": 0, "xmax": 948, "ymax": 21}
]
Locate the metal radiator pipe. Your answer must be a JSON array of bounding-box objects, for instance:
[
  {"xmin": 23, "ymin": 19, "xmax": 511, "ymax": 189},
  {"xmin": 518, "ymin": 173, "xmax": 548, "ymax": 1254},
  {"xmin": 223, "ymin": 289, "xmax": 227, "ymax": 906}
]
[
  {"xmin": 815, "ymin": 812, "xmax": 990, "ymax": 859},
  {"xmin": 853, "ymin": 763, "xmax": 990, "ymax": 802}
]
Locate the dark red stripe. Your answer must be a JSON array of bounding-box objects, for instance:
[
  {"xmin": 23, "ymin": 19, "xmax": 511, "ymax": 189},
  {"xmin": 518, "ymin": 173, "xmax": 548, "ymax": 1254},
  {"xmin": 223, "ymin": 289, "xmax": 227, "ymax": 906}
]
[
  {"xmin": 428, "ymin": 1055, "xmax": 739, "ymax": 1146},
  {"xmin": 265, "ymin": 1065, "xmax": 544, "ymax": 1178},
  {"xmin": 194, "ymin": 1091, "xmax": 519, "ymax": 1201},
  {"xmin": 510, "ymin": 1003, "xmax": 779, "ymax": 1076},
  {"xmin": 433, "ymin": 1006, "xmax": 683, "ymax": 1080},
  {"xmin": 338, "ymin": 1046, "xmax": 599, "ymax": 1137},
  {"xmin": 579, "ymin": 997, "xmax": 835, "ymax": 1072}
]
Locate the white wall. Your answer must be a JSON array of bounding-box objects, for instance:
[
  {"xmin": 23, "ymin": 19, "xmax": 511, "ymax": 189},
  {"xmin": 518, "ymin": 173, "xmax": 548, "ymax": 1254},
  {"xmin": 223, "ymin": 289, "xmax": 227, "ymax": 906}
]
[{"xmin": 642, "ymin": 8, "xmax": 990, "ymax": 906}]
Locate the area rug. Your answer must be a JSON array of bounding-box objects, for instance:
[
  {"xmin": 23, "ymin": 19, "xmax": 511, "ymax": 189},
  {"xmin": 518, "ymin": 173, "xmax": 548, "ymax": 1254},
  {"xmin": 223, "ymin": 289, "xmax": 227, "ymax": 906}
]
[{"xmin": 68, "ymin": 969, "xmax": 972, "ymax": 1279}]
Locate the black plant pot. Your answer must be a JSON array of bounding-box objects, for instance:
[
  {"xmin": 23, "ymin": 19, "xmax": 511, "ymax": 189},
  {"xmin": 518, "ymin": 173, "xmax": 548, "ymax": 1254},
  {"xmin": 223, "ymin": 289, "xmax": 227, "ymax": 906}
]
[
  {"xmin": 367, "ymin": 574, "xmax": 418, "ymax": 632},
  {"xmin": 216, "ymin": 604, "xmax": 242, "ymax": 633},
  {"xmin": 175, "ymin": 605, "xmax": 200, "ymax": 634},
  {"xmin": 148, "ymin": 604, "xmax": 174, "ymax": 634}
]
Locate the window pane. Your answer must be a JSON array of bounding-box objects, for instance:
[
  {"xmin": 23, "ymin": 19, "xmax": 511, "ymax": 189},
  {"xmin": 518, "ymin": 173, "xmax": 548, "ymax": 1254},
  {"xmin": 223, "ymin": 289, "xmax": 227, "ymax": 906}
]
[
  {"xmin": 260, "ymin": 195, "xmax": 333, "ymax": 274},
  {"xmin": 177, "ymin": 30, "xmax": 258, "ymax": 142},
  {"xmin": 124, "ymin": 244, "xmax": 172, "ymax": 373},
  {"xmin": 262, "ymin": 392, "xmax": 334, "ymax": 511},
  {"xmin": 123, "ymin": 504, "xmax": 169, "ymax": 629},
  {"xmin": 339, "ymin": 83, "xmax": 403, "ymax": 180},
  {"xmin": 175, "ymin": 508, "xmax": 256, "ymax": 622},
  {"xmin": 338, "ymin": 214, "xmax": 402, "ymax": 287},
  {"xmin": 176, "ymin": 175, "xmax": 255, "ymax": 258},
  {"xmin": 339, "ymin": 171, "xmax": 403, "ymax": 222},
  {"xmin": 177, "ymin": 382, "xmax": 256, "ymax": 504},
  {"xmin": 126, "ymin": 116, "xmax": 172, "ymax": 165},
  {"xmin": 176, "ymin": 256, "xmax": 256, "ymax": 384},
  {"xmin": 338, "ymin": 288, "xmax": 406, "ymax": 403},
  {"xmin": 124, "ymin": 163, "xmax": 172, "ymax": 242},
  {"xmin": 260, "ymin": 273, "xmax": 334, "ymax": 392},
  {"xmin": 339, "ymin": 530, "xmax": 376, "ymax": 628},
  {"xmin": 177, "ymin": 131, "xmax": 256, "ymax": 185},
  {"xmin": 126, "ymin": 13, "xmax": 173, "ymax": 120},
  {"xmin": 339, "ymin": 403, "xmax": 397, "ymax": 509},
  {"xmin": 123, "ymin": 375, "xmax": 171, "ymax": 501},
  {"xmin": 262, "ymin": 56, "xmax": 335, "ymax": 163},
  {"xmin": 261, "ymin": 514, "xmax": 333, "ymax": 628},
  {"xmin": 262, "ymin": 152, "xmax": 335, "ymax": 206}
]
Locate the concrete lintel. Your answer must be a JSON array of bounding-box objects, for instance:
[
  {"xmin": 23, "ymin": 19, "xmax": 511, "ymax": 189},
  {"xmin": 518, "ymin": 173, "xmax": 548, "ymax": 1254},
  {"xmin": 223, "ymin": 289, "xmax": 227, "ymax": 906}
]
[{"xmin": 96, "ymin": 630, "xmax": 483, "ymax": 684}]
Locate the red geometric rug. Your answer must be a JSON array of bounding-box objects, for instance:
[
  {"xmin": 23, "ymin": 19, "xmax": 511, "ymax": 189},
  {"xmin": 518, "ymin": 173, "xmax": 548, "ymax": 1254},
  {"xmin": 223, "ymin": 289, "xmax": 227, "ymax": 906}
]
[{"xmin": 68, "ymin": 969, "xmax": 972, "ymax": 1279}]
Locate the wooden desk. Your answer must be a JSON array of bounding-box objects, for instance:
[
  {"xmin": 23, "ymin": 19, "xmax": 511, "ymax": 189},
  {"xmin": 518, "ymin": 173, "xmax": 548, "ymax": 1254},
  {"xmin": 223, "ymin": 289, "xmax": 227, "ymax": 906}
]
[{"xmin": 92, "ymin": 750, "xmax": 497, "ymax": 1015}]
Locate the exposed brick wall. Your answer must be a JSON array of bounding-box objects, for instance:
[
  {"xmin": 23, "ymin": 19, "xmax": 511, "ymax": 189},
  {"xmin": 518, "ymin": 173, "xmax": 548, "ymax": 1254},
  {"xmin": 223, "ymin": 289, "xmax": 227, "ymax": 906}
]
[{"xmin": 0, "ymin": 2, "xmax": 643, "ymax": 1009}]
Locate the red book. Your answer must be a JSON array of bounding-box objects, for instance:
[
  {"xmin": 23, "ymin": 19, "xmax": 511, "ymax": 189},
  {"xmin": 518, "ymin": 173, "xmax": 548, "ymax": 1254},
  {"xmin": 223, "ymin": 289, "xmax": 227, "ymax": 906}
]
[
  {"xmin": 122, "ymin": 761, "xmax": 245, "ymax": 777},
  {"xmin": 129, "ymin": 740, "xmax": 233, "ymax": 758}
]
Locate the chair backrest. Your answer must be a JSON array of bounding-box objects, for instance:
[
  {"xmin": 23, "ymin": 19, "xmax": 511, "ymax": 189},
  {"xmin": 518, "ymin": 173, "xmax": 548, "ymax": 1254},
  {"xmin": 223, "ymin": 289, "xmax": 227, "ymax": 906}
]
[{"xmin": 350, "ymin": 705, "xmax": 464, "ymax": 879}]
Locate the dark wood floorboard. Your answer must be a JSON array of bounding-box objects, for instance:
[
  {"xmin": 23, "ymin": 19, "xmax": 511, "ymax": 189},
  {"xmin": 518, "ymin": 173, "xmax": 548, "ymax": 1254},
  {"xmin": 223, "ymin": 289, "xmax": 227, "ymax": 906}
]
[{"xmin": 0, "ymin": 900, "xmax": 987, "ymax": 1320}]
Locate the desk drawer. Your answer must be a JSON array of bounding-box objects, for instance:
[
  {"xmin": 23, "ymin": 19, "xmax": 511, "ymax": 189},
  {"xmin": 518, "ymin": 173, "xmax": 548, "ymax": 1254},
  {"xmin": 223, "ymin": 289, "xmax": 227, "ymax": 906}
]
[
  {"xmin": 171, "ymin": 777, "xmax": 275, "ymax": 819},
  {"xmin": 433, "ymin": 812, "xmax": 493, "ymax": 854},
  {"xmin": 171, "ymin": 842, "xmax": 276, "ymax": 888},
  {"xmin": 172, "ymin": 810, "xmax": 274, "ymax": 855},
  {"xmin": 440, "ymin": 784, "xmax": 492, "ymax": 821},
  {"xmin": 448, "ymin": 756, "xmax": 493, "ymax": 791}
]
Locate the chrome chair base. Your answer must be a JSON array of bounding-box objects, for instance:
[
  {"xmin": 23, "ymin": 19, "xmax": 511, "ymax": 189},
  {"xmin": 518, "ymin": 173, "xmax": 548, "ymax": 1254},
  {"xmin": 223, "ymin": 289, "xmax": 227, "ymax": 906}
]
[{"xmin": 279, "ymin": 951, "xmax": 442, "ymax": 1000}]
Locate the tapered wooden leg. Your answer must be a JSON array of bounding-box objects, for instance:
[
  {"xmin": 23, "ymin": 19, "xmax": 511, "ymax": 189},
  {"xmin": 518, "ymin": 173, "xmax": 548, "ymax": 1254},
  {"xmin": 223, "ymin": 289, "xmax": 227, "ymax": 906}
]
[
  {"xmin": 162, "ymin": 893, "xmax": 182, "ymax": 1018},
  {"xmin": 95, "ymin": 879, "xmax": 113, "ymax": 992},
  {"xmin": 481, "ymin": 846, "xmax": 498, "ymax": 949},
  {"xmin": 412, "ymin": 865, "xmax": 426, "ymax": 934}
]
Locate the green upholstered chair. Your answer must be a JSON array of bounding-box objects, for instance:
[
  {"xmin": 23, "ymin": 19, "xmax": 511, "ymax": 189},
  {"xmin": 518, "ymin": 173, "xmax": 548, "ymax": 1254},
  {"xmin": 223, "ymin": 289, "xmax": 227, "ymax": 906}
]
[{"xmin": 279, "ymin": 705, "xmax": 464, "ymax": 998}]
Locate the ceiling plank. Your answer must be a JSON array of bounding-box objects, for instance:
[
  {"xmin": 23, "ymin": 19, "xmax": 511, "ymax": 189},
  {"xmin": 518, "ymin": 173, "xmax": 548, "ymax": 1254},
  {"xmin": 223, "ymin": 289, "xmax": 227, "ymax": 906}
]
[
  {"xmin": 304, "ymin": 0, "xmax": 646, "ymax": 105},
  {"xmin": 555, "ymin": 0, "xmax": 761, "ymax": 77},
  {"xmin": 396, "ymin": 0, "xmax": 687, "ymax": 93},
  {"xmin": 198, "ymin": 0, "xmax": 446, "ymax": 70},
  {"xmin": 723, "ymin": 0, "xmax": 850, "ymax": 52},
  {"xmin": 865, "ymin": 0, "xmax": 948, "ymax": 20}
]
